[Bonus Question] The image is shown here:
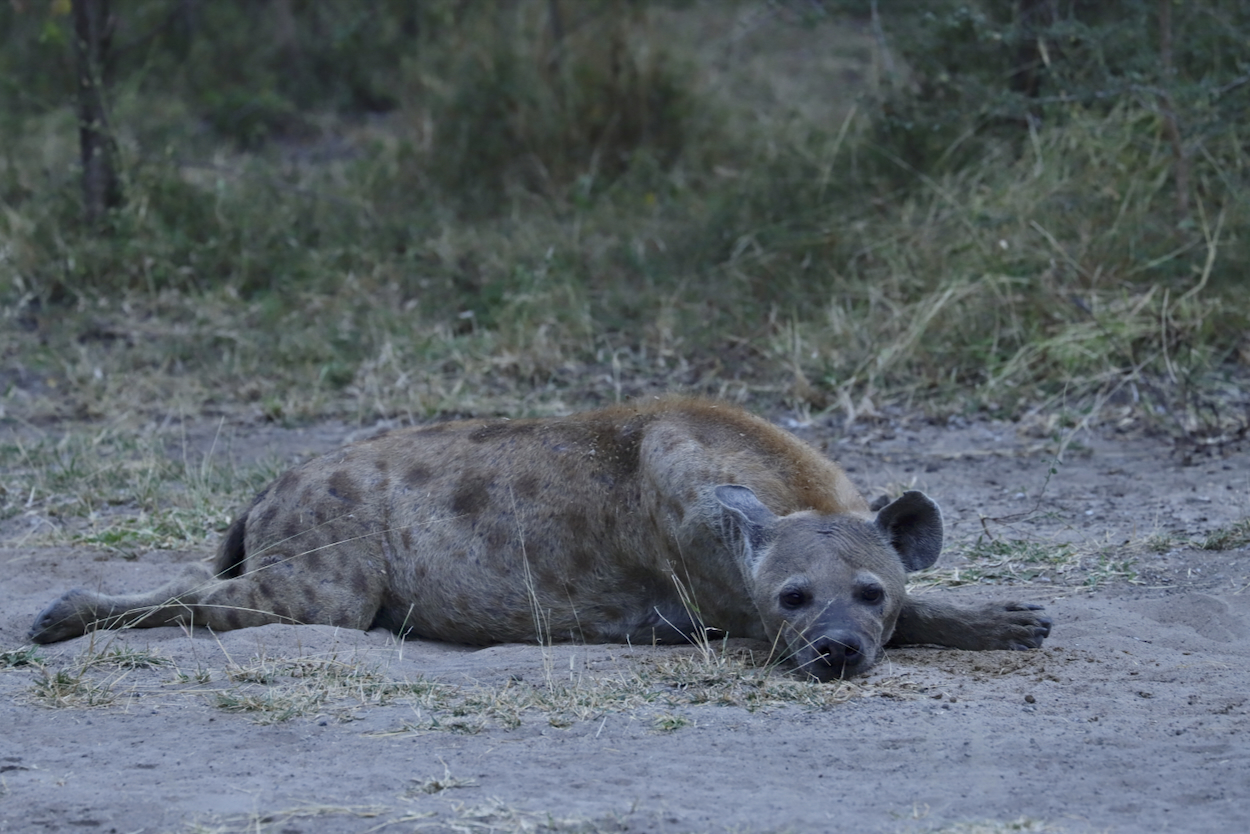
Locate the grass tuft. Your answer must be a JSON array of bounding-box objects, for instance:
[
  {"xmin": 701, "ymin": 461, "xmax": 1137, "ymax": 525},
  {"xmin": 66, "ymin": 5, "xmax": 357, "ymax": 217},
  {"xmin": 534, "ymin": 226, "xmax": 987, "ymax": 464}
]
[
  {"xmin": 181, "ymin": 643, "xmax": 912, "ymax": 728},
  {"xmin": 0, "ymin": 646, "xmax": 43, "ymax": 668},
  {"xmin": 1199, "ymin": 519, "xmax": 1250, "ymax": 551},
  {"xmin": 29, "ymin": 668, "xmax": 117, "ymax": 708},
  {"xmin": 650, "ymin": 712, "xmax": 690, "ymax": 733},
  {"xmin": 914, "ymin": 535, "xmax": 1140, "ymax": 592},
  {"xmin": 85, "ymin": 646, "xmax": 172, "ymax": 670},
  {"xmin": 919, "ymin": 538, "xmax": 1077, "ymax": 587},
  {"xmin": 408, "ymin": 765, "xmax": 477, "ymax": 796},
  {"xmin": 925, "ymin": 819, "xmax": 1064, "ymax": 834}
]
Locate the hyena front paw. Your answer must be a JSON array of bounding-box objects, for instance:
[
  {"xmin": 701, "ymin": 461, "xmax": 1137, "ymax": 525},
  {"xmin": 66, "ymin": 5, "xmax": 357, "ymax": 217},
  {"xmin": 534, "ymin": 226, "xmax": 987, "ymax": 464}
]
[{"xmin": 988, "ymin": 602, "xmax": 1052, "ymax": 650}]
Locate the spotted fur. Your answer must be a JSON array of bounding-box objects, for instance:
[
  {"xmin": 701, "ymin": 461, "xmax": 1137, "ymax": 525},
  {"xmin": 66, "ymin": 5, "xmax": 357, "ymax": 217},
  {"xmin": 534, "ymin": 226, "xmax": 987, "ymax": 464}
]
[{"xmin": 29, "ymin": 398, "xmax": 1050, "ymax": 679}]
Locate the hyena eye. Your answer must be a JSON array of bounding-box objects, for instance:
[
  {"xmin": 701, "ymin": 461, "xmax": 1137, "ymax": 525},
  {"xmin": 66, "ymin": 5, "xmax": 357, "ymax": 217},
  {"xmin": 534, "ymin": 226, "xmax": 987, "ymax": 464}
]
[
  {"xmin": 779, "ymin": 589, "xmax": 808, "ymax": 610},
  {"xmin": 859, "ymin": 584, "xmax": 884, "ymax": 604}
]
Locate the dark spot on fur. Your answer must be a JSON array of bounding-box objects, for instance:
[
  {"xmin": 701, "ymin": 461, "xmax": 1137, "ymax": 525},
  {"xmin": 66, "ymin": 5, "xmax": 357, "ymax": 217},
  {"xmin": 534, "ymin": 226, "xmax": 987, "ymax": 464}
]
[
  {"xmin": 257, "ymin": 504, "xmax": 280, "ymax": 530},
  {"xmin": 563, "ymin": 508, "xmax": 591, "ymax": 538},
  {"xmin": 224, "ymin": 609, "xmax": 243, "ymax": 630},
  {"xmin": 257, "ymin": 553, "xmax": 283, "ymax": 570},
  {"xmin": 621, "ymin": 564, "xmax": 668, "ymax": 601},
  {"xmin": 405, "ymin": 464, "xmax": 433, "ymax": 487},
  {"xmin": 401, "ymin": 528, "xmax": 413, "ymax": 550},
  {"xmin": 327, "ymin": 470, "xmax": 361, "ymax": 504},
  {"xmin": 469, "ymin": 421, "xmax": 538, "ymax": 443},
  {"xmin": 274, "ymin": 470, "xmax": 300, "ymax": 494},
  {"xmin": 486, "ymin": 524, "xmax": 509, "ymax": 551},
  {"xmin": 374, "ymin": 457, "xmax": 389, "ymax": 473},
  {"xmin": 352, "ymin": 568, "xmax": 369, "ymax": 595},
  {"xmin": 537, "ymin": 563, "xmax": 562, "ymax": 587},
  {"xmin": 513, "ymin": 473, "xmax": 542, "ymax": 500},
  {"xmin": 570, "ymin": 548, "xmax": 594, "ymax": 575},
  {"xmin": 302, "ymin": 550, "xmax": 323, "ymax": 572},
  {"xmin": 258, "ymin": 577, "xmax": 275, "ymax": 600},
  {"xmin": 451, "ymin": 474, "xmax": 492, "ymax": 516},
  {"xmin": 282, "ymin": 518, "xmax": 304, "ymax": 544}
]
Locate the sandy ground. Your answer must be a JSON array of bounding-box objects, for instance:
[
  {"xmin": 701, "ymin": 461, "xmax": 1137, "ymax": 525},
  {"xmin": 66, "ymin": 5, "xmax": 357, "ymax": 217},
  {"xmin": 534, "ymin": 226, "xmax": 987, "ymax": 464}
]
[{"xmin": 2, "ymin": 413, "xmax": 1249, "ymax": 833}]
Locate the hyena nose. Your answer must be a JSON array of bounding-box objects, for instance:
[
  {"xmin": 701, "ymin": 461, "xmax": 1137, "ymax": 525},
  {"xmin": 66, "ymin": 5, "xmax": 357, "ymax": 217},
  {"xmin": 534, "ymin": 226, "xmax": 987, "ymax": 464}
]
[{"xmin": 814, "ymin": 632, "xmax": 865, "ymax": 672}]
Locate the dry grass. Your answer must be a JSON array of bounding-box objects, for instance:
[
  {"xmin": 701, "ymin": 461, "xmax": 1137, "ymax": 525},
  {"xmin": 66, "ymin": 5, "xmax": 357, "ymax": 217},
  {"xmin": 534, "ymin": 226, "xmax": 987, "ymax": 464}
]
[
  {"xmin": 0, "ymin": 422, "xmax": 284, "ymax": 550},
  {"xmin": 16, "ymin": 633, "xmax": 916, "ymax": 729},
  {"xmin": 184, "ymin": 804, "xmax": 393, "ymax": 834},
  {"xmin": 28, "ymin": 667, "xmax": 119, "ymax": 708},
  {"xmin": 917, "ymin": 820, "xmax": 1064, "ymax": 834},
  {"xmin": 186, "ymin": 796, "xmax": 632, "ymax": 834},
  {"xmin": 911, "ymin": 533, "xmax": 1140, "ymax": 593},
  {"xmin": 1199, "ymin": 518, "xmax": 1250, "ymax": 551},
  {"xmin": 2, "ymin": 4, "xmax": 1245, "ymax": 436}
]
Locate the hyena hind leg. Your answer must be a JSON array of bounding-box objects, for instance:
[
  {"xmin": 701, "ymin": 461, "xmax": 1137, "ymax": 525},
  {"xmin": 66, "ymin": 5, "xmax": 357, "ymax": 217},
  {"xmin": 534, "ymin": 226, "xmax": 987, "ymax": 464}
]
[{"xmin": 27, "ymin": 563, "xmax": 302, "ymax": 644}]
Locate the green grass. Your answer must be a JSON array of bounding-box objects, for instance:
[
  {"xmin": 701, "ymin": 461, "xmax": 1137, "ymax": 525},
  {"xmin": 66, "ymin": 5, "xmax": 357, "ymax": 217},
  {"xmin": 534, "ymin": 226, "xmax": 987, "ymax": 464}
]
[
  {"xmin": 29, "ymin": 667, "xmax": 117, "ymax": 708},
  {"xmin": 650, "ymin": 712, "xmax": 691, "ymax": 733},
  {"xmin": 918, "ymin": 537, "xmax": 1077, "ymax": 587},
  {"xmin": 1199, "ymin": 519, "xmax": 1250, "ymax": 551},
  {"xmin": 86, "ymin": 646, "xmax": 172, "ymax": 670},
  {"xmin": 1080, "ymin": 552, "xmax": 1140, "ymax": 590},
  {"xmin": 0, "ymin": 425, "xmax": 285, "ymax": 550},
  {"xmin": 0, "ymin": 646, "xmax": 42, "ymax": 668},
  {"xmin": 1, "ymin": 3, "xmax": 1246, "ymax": 434},
  {"xmin": 914, "ymin": 535, "xmax": 1139, "ymax": 591}
]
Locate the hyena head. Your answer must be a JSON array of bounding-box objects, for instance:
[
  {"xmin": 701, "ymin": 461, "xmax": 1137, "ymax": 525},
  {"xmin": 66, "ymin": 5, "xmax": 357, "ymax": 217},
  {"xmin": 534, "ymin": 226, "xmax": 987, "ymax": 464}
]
[{"xmin": 713, "ymin": 485, "xmax": 943, "ymax": 680}]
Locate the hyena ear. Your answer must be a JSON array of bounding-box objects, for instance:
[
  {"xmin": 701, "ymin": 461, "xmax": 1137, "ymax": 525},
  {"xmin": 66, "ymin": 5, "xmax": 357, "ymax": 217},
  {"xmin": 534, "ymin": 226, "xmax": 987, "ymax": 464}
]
[
  {"xmin": 713, "ymin": 484, "xmax": 778, "ymax": 572},
  {"xmin": 875, "ymin": 490, "xmax": 944, "ymax": 572}
]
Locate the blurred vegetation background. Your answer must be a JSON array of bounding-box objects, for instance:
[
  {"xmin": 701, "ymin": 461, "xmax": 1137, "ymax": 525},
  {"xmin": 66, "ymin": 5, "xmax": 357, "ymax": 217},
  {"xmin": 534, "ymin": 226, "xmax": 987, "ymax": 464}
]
[{"xmin": 1, "ymin": 0, "xmax": 1247, "ymax": 437}]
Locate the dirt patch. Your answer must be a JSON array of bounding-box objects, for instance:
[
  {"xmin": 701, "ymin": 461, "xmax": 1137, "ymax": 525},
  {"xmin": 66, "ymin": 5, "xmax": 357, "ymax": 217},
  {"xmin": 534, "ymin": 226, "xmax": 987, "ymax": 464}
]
[{"xmin": 2, "ymin": 413, "xmax": 1249, "ymax": 833}]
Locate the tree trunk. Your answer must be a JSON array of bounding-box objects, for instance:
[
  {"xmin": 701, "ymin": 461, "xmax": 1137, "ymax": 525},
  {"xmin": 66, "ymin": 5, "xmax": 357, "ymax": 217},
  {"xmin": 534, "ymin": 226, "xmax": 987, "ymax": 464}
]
[
  {"xmin": 1156, "ymin": 0, "xmax": 1190, "ymax": 220},
  {"xmin": 72, "ymin": 0, "xmax": 122, "ymax": 226},
  {"xmin": 1010, "ymin": 0, "xmax": 1056, "ymax": 126}
]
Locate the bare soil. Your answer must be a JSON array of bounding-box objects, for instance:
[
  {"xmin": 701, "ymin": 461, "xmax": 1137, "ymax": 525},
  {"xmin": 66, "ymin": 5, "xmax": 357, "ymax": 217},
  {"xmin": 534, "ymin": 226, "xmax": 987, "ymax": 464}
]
[{"xmin": 3, "ymin": 412, "xmax": 1249, "ymax": 833}]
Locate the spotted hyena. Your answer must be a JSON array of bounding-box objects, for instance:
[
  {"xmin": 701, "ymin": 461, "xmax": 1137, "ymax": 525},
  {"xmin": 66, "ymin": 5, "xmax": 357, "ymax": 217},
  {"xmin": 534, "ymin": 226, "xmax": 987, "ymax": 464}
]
[{"xmin": 30, "ymin": 398, "xmax": 1050, "ymax": 679}]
